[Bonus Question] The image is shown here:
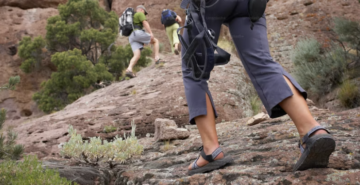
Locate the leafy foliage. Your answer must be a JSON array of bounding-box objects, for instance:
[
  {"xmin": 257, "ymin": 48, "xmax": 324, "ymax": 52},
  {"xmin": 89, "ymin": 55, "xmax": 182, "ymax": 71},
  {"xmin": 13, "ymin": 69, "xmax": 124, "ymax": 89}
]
[
  {"xmin": 100, "ymin": 45, "xmax": 152, "ymax": 80},
  {"xmin": 61, "ymin": 121, "xmax": 143, "ymax": 166},
  {"xmin": 33, "ymin": 49, "xmax": 113, "ymax": 113},
  {"xmin": 0, "ymin": 76, "xmax": 20, "ymax": 91},
  {"xmin": 18, "ymin": 36, "xmax": 46, "ymax": 73},
  {"xmin": 0, "ymin": 155, "xmax": 75, "ymax": 185},
  {"xmin": 338, "ymin": 80, "xmax": 360, "ymax": 108},
  {"xmin": 46, "ymin": 0, "xmax": 118, "ymax": 64},
  {"xmin": 292, "ymin": 38, "xmax": 347, "ymax": 94}
]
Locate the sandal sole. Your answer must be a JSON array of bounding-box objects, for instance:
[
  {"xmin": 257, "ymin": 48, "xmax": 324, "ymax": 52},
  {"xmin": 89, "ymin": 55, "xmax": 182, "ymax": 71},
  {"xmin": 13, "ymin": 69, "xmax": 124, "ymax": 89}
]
[
  {"xmin": 293, "ymin": 134, "xmax": 335, "ymax": 171},
  {"xmin": 188, "ymin": 156, "xmax": 234, "ymax": 176}
]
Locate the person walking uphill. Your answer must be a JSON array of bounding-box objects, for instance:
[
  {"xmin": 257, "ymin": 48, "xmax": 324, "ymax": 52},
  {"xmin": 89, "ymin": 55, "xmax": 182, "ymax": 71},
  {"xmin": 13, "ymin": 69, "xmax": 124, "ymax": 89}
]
[
  {"xmin": 125, "ymin": 5, "xmax": 162, "ymax": 78},
  {"xmin": 161, "ymin": 9, "xmax": 182, "ymax": 55},
  {"xmin": 179, "ymin": 0, "xmax": 336, "ymax": 176}
]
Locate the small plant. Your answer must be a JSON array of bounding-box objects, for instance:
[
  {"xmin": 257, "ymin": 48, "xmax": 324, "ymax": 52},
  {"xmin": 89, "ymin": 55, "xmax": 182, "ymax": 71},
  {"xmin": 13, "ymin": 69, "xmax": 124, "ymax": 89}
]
[
  {"xmin": 162, "ymin": 140, "xmax": 173, "ymax": 152},
  {"xmin": 131, "ymin": 89, "xmax": 137, "ymax": 95},
  {"xmin": 0, "ymin": 155, "xmax": 75, "ymax": 185},
  {"xmin": 61, "ymin": 121, "xmax": 143, "ymax": 166},
  {"xmin": 0, "ymin": 76, "xmax": 20, "ymax": 91},
  {"xmin": 338, "ymin": 80, "xmax": 360, "ymax": 108},
  {"xmin": 103, "ymin": 125, "xmax": 117, "ymax": 133},
  {"xmin": 0, "ymin": 108, "xmax": 24, "ymax": 160},
  {"xmin": 250, "ymin": 95, "xmax": 262, "ymax": 115},
  {"xmin": 156, "ymin": 62, "xmax": 165, "ymax": 68}
]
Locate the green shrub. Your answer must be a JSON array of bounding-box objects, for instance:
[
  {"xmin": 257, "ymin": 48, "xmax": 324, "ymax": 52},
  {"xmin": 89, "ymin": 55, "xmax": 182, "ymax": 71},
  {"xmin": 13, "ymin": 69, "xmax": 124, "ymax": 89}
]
[
  {"xmin": 338, "ymin": 80, "xmax": 360, "ymax": 108},
  {"xmin": 292, "ymin": 38, "xmax": 347, "ymax": 94},
  {"xmin": 103, "ymin": 125, "xmax": 117, "ymax": 133},
  {"xmin": 61, "ymin": 121, "xmax": 143, "ymax": 165},
  {"xmin": 0, "ymin": 76, "xmax": 20, "ymax": 91},
  {"xmin": 333, "ymin": 17, "xmax": 360, "ymax": 52},
  {"xmin": 18, "ymin": 36, "xmax": 46, "ymax": 73},
  {"xmin": 0, "ymin": 155, "xmax": 75, "ymax": 185},
  {"xmin": 0, "ymin": 109, "xmax": 24, "ymax": 160},
  {"xmin": 33, "ymin": 49, "xmax": 113, "ymax": 113},
  {"xmin": 250, "ymin": 95, "xmax": 262, "ymax": 115}
]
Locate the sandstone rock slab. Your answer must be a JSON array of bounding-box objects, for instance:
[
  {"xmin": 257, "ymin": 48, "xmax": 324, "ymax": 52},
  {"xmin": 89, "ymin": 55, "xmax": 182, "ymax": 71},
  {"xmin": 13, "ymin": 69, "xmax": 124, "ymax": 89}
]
[
  {"xmin": 246, "ymin": 112, "xmax": 270, "ymax": 126},
  {"xmin": 154, "ymin": 118, "xmax": 190, "ymax": 141}
]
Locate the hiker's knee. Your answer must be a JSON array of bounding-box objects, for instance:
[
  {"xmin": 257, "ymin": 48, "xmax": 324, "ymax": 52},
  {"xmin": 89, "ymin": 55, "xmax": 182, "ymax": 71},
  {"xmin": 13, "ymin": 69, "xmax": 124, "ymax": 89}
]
[{"xmin": 151, "ymin": 38, "xmax": 158, "ymax": 44}]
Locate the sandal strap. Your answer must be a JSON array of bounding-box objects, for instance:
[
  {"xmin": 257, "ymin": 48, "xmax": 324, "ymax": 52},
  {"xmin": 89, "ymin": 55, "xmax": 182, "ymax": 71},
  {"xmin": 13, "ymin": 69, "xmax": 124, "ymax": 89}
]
[
  {"xmin": 199, "ymin": 146, "xmax": 223, "ymax": 163},
  {"xmin": 192, "ymin": 156, "xmax": 200, "ymax": 169},
  {"xmin": 299, "ymin": 125, "xmax": 330, "ymax": 153}
]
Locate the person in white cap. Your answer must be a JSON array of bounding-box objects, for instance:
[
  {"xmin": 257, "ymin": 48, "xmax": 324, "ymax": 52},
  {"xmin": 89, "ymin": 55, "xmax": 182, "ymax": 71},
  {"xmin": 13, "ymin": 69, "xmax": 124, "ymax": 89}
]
[{"xmin": 126, "ymin": 5, "xmax": 162, "ymax": 78}]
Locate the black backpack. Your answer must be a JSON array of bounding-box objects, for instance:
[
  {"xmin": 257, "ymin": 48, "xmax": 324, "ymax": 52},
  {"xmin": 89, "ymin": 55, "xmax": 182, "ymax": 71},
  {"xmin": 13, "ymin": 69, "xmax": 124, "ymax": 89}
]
[
  {"xmin": 161, "ymin": 9, "xmax": 177, "ymax": 27},
  {"xmin": 119, "ymin": 7, "xmax": 135, "ymax": 37}
]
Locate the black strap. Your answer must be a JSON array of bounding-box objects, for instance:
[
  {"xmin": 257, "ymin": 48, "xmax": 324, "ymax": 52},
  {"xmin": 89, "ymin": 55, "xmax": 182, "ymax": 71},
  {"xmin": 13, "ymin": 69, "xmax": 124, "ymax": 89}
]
[{"xmin": 178, "ymin": 0, "xmax": 231, "ymax": 80}]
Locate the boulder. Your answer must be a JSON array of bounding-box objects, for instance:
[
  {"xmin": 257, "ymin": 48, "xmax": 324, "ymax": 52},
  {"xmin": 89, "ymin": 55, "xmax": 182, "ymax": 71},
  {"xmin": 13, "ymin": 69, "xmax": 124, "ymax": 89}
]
[
  {"xmin": 154, "ymin": 118, "xmax": 190, "ymax": 141},
  {"xmin": 246, "ymin": 112, "xmax": 269, "ymax": 126}
]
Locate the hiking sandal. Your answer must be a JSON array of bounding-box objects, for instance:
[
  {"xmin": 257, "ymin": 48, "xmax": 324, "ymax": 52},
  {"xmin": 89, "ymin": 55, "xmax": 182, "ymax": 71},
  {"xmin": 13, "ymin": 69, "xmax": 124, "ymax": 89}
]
[
  {"xmin": 293, "ymin": 125, "xmax": 336, "ymax": 171},
  {"xmin": 174, "ymin": 49, "xmax": 180, "ymax": 55},
  {"xmin": 188, "ymin": 146, "xmax": 234, "ymax": 176},
  {"xmin": 125, "ymin": 71, "xmax": 136, "ymax": 78},
  {"xmin": 155, "ymin": 59, "xmax": 164, "ymax": 65}
]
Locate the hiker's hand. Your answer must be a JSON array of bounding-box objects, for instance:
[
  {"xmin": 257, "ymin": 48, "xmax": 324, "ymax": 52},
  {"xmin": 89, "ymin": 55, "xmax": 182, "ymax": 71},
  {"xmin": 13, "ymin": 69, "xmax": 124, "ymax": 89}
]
[
  {"xmin": 150, "ymin": 33, "xmax": 154, "ymax": 41},
  {"xmin": 176, "ymin": 16, "xmax": 182, "ymax": 23}
]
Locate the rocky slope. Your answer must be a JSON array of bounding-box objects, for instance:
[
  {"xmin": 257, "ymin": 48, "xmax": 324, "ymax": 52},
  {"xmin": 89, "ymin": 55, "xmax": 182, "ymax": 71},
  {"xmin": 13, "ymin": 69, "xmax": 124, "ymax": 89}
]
[
  {"xmin": 114, "ymin": 106, "xmax": 360, "ymax": 185},
  {"xmin": 41, "ymin": 104, "xmax": 360, "ymax": 185},
  {"xmin": 11, "ymin": 53, "xmax": 254, "ymax": 158}
]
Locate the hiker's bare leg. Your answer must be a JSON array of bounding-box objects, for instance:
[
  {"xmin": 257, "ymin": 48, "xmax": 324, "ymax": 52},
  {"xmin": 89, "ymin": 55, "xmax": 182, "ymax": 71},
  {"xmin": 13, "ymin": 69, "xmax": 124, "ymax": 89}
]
[
  {"xmin": 151, "ymin": 37, "xmax": 160, "ymax": 60},
  {"xmin": 279, "ymin": 76, "xmax": 327, "ymax": 139},
  {"xmin": 127, "ymin": 49, "xmax": 141, "ymax": 72},
  {"xmin": 188, "ymin": 94, "xmax": 224, "ymax": 170}
]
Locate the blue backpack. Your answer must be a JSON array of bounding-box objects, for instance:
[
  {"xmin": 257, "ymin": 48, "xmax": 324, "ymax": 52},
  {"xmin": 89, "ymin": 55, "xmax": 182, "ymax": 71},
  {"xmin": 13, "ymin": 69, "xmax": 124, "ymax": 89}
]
[{"xmin": 161, "ymin": 9, "xmax": 176, "ymax": 27}]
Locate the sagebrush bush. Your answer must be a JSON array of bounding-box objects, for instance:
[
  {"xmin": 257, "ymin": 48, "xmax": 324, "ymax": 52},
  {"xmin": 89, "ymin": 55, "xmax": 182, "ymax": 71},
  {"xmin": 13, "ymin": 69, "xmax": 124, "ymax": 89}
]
[
  {"xmin": 338, "ymin": 80, "xmax": 360, "ymax": 108},
  {"xmin": 0, "ymin": 155, "xmax": 75, "ymax": 185},
  {"xmin": 61, "ymin": 122, "xmax": 143, "ymax": 165},
  {"xmin": 292, "ymin": 38, "xmax": 347, "ymax": 94}
]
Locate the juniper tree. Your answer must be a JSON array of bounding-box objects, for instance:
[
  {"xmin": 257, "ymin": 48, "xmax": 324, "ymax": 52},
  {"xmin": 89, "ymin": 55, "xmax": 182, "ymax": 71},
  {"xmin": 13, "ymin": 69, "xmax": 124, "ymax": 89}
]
[
  {"xmin": 46, "ymin": 0, "xmax": 119, "ymax": 64},
  {"xmin": 18, "ymin": 36, "xmax": 46, "ymax": 73},
  {"xmin": 33, "ymin": 49, "xmax": 113, "ymax": 113}
]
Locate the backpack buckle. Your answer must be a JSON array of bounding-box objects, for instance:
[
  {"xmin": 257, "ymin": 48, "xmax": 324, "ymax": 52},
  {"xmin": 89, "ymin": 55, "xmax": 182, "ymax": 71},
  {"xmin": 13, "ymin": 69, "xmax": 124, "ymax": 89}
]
[{"xmin": 207, "ymin": 29, "xmax": 215, "ymax": 40}]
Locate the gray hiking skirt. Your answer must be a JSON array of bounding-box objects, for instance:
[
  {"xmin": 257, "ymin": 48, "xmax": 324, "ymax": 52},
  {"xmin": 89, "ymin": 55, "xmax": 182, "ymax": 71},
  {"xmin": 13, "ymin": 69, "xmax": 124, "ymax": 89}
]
[{"xmin": 181, "ymin": 0, "xmax": 307, "ymax": 124}]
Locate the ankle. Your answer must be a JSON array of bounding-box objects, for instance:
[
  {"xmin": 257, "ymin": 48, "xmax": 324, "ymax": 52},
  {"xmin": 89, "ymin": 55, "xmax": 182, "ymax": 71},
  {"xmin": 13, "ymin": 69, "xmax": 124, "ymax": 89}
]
[{"xmin": 203, "ymin": 144, "xmax": 220, "ymax": 154}]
